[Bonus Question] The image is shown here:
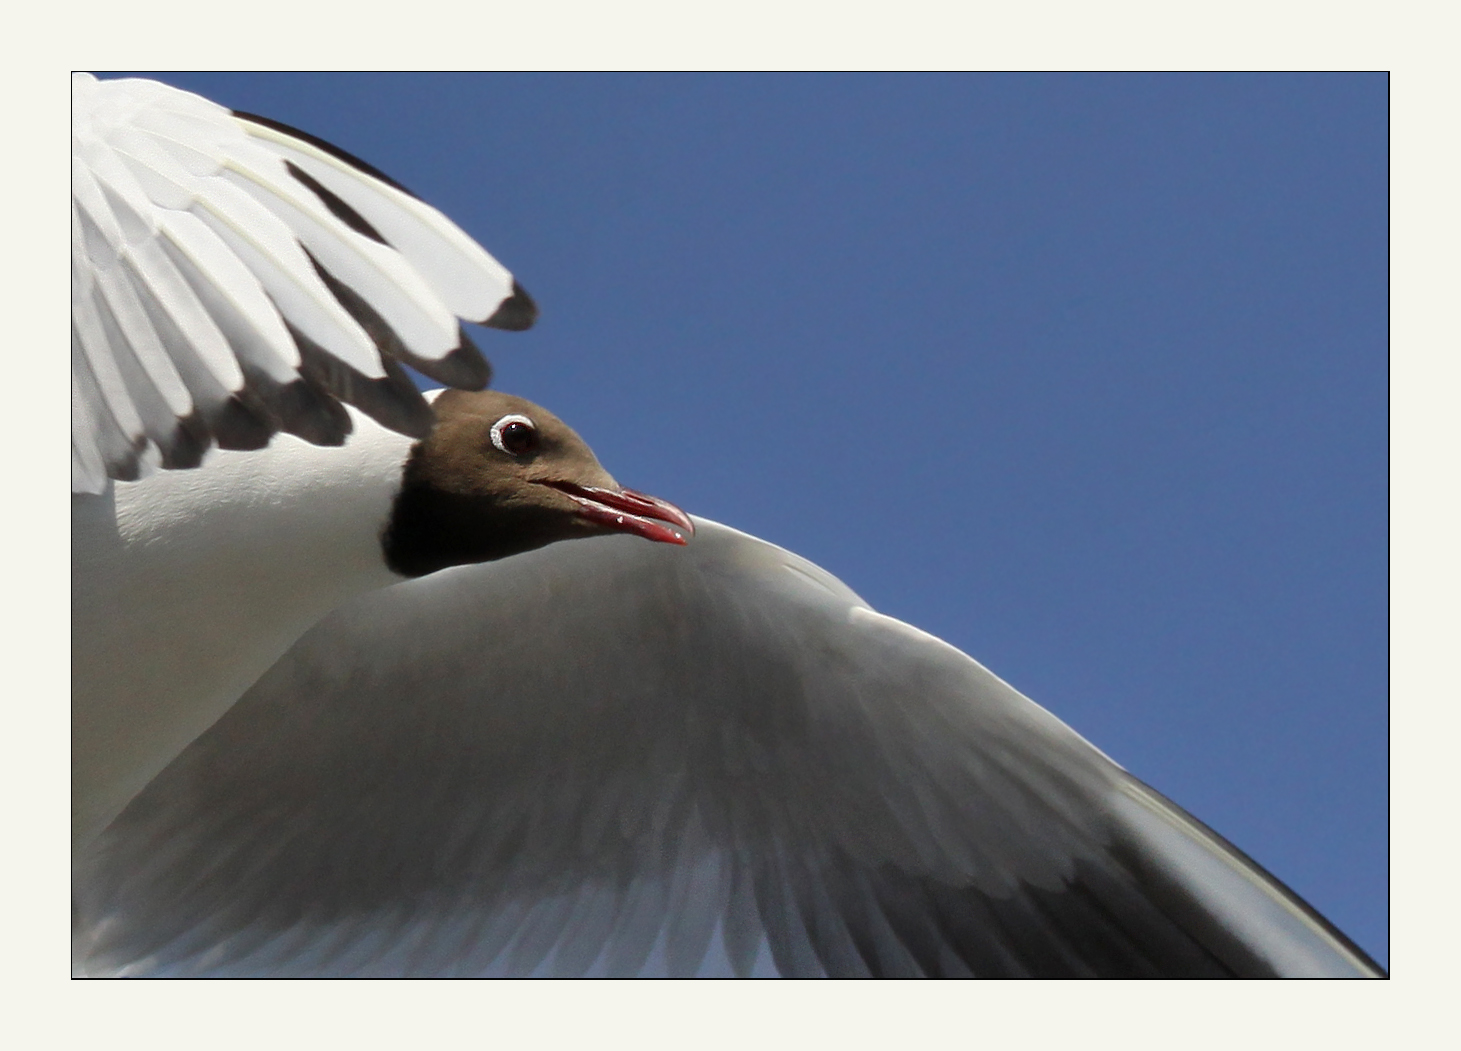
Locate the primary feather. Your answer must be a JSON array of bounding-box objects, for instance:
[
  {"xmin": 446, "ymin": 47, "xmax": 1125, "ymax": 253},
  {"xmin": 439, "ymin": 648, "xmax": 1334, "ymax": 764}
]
[
  {"xmin": 73, "ymin": 520, "xmax": 1385, "ymax": 978},
  {"xmin": 70, "ymin": 73, "xmax": 532, "ymax": 494}
]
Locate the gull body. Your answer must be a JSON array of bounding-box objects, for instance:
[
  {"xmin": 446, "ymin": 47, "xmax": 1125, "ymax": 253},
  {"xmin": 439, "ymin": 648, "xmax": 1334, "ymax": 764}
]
[
  {"xmin": 70, "ymin": 68, "xmax": 537, "ymax": 840},
  {"xmin": 70, "ymin": 75, "xmax": 687, "ymax": 845},
  {"xmin": 71, "ymin": 74, "xmax": 1385, "ymax": 979},
  {"xmin": 73, "ymin": 417, "xmax": 413, "ymax": 843}
]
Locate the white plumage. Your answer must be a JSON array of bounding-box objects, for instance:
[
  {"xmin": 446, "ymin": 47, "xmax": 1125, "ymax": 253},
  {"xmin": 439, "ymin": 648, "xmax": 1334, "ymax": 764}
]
[
  {"xmin": 71, "ymin": 75, "xmax": 1383, "ymax": 979},
  {"xmin": 70, "ymin": 73, "xmax": 533, "ymax": 845},
  {"xmin": 70, "ymin": 72, "xmax": 524, "ymax": 495},
  {"xmin": 75, "ymin": 517, "xmax": 1382, "ymax": 977}
]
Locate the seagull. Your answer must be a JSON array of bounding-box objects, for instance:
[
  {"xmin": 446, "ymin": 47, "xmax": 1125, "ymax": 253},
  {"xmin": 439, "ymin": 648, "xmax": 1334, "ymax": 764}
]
[
  {"xmin": 71, "ymin": 73, "xmax": 689, "ymax": 846},
  {"xmin": 72, "ymin": 74, "xmax": 1384, "ymax": 978}
]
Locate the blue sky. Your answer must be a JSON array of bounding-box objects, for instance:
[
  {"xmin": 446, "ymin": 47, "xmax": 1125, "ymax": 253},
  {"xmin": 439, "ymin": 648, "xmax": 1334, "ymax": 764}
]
[{"xmin": 112, "ymin": 72, "xmax": 1388, "ymax": 966}]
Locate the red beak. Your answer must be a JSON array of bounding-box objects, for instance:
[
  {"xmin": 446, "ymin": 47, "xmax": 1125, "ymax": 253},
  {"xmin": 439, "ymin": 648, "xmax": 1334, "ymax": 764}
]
[{"xmin": 544, "ymin": 482, "xmax": 694, "ymax": 546}]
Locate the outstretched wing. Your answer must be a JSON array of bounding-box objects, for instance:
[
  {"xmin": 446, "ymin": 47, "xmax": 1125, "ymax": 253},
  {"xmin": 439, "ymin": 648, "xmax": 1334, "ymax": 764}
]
[
  {"xmin": 73, "ymin": 520, "xmax": 1383, "ymax": 977},
  {"xmin": 71, "ymin": 72, "xmax": 536, "ymax": 494}
]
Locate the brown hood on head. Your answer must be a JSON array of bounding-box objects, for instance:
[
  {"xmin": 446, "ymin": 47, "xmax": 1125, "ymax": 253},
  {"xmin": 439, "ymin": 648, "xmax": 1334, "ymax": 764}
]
[{"xmin": 382, "ymin": 390, "xmax": 692, "ymax": 578}]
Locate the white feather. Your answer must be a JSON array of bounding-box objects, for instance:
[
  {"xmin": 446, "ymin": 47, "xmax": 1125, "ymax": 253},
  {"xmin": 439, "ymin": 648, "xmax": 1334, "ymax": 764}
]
[
  {"xmin": 71, "ymin": 73, "xmax": 528, "ymax": 491},
  {"xmin": 246, "ymin": 126, "xmax": 515, "ymax": 325},
  {"xmin": 154, "ymin": 209, "xmax": 301, "ymax": 383},
  {"xmin": 107, "ymin": 130, "xmax": 382, "ymax": 376},
  {"xmin": 89, "ymin": 254, "xmax": 193, "ymax": 419},
  {"xmin": 71, "ymin": 251, "xmax": 147, "ymax": 452},
  {"xmin": 215, "ymin": 158, "xmax": 459, "ymax": 356}
]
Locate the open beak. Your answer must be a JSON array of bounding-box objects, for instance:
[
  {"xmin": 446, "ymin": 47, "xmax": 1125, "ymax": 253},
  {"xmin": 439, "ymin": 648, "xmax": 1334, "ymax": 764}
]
[{"xmin": 543, "ymin": 482, "xmax": 695, "ymax": 546}]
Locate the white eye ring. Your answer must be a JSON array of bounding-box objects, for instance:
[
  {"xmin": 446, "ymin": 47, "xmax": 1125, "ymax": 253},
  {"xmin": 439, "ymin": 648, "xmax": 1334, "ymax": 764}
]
[{"xmin": 489, "ymin": 413, "xmax": 537, "ymax": 455}]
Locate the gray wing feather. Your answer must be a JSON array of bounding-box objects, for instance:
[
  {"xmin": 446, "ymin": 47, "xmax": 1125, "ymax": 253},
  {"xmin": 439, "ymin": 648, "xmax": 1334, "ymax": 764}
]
[{"xmin": 73, "ymin": 519, "xmax": 1383, "ymax": 978}]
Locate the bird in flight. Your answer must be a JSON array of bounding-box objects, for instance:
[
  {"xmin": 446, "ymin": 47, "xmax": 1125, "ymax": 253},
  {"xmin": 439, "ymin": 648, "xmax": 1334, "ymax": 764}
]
[{"xmin": 71, "ymin": 73, "xmax": 1384, "ymax": 978}]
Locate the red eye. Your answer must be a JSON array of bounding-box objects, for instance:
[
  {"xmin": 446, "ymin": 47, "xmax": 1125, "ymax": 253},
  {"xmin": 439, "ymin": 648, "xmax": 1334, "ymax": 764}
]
[{"xmin": 490, "ymin": 414, "xmax": 538, "ymax": 456}]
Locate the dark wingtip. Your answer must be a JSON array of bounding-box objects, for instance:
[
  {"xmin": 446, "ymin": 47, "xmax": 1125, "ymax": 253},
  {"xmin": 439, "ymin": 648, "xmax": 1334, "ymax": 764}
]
[
  {"xmin": 292, "ymin": 328, "xmax": 436, "ymax": 441},
  {"xmin": 210, "ymin": 395, "xmax": 275, "ymax": 452},
  {"xmin": 482, "ymin": 281, "xmax": 538, "ymax": 331},
  {"xmin": 271, "ymin": 376, "xmax": 354, "ymax": 447},
  {"xmin": 428, "ymin": 329, "xmax": 493, "ymax": 391},
  {"xmin": 232, "ymin": 110, "xmax": 420, "ymax": 199},
  {"xmin": 304, "ymin": 249, "xmax": 492, "ymax": 393},
  {"xmin": 156, "ymin": 412, "xmax": 212, "ymax": 471}
]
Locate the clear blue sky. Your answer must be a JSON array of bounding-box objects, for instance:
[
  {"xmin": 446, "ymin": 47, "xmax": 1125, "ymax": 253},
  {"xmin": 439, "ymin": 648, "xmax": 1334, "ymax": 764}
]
[{"xmin": 112, "ymin": 72, "xmax": 1388, "ymax": 967}]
